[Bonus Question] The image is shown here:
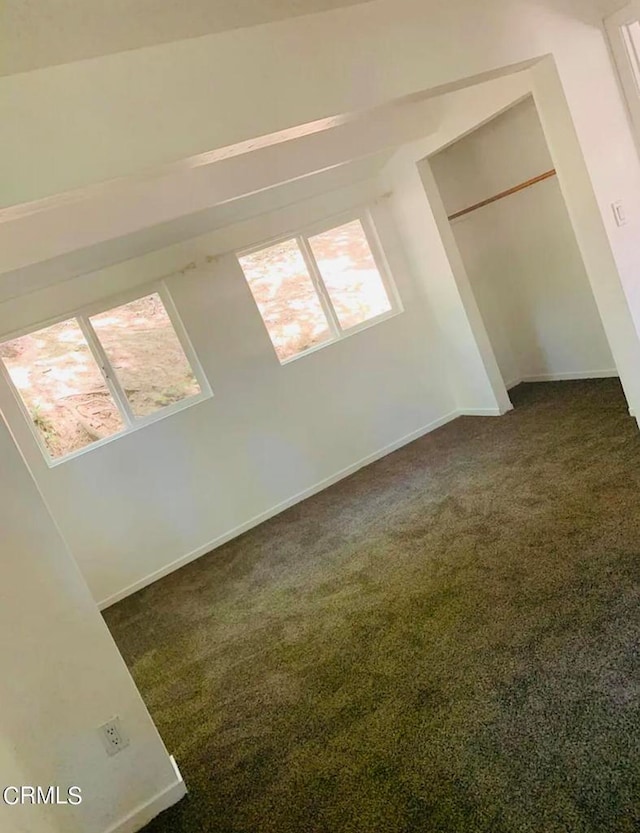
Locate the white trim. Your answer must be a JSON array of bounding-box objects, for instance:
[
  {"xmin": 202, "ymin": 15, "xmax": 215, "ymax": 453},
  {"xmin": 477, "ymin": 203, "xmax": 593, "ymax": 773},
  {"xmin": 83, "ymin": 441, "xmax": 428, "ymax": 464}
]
[
  {"xmin": 505, "ymin": 378, "xmax": 523, "ymax": 391},
  {"xmin": 236, "ymin": 207, "xmax": 404, "ymax": 366},
  {"xmin": 520, "ymin": 370, "xmax": 618, "ymax": 382},
  {"xmin": 0, "ymin": 281, "xmax": 213, "ymax": 467},
  {"xmin": 0, "ymin": 114, "xmax": 364, "ymax": 224},
  {"xmin": 2, "ymin": 279, "xmax": 155, "ymax": 343},
  {"xmin": 457, "ymin": 407, "xmax": 507, "ymax": 416},
  {"xmin": 78, "ymin": 315, "xmax": 136, "ymax": 428},
  {"xmin": 507, "ymin": 372, "xmax": 635, "ymax": 417},
  {"xmin": 98, "ymin": 408, "xmax": 461, "ymax": 609},
  {"xmin": 235, "ymin": 206, "xmax": 377, "ymax": 260},
  {"xmin": 605, "ymin": 2, "xmax": 640, "ymax": 153},
  {"xmin": 95, "ymin": 371, "xmax": 621, "ymax": 610},
  {"xmin": 298, "ymin": 234, "xmax": 342, "ymax": 338},
  {"xmin": 278, "ymin": 308, "xmax": 402, "ymax": 366},
  {"xmin": 45, "ymin": 392, "xmax": 212, "ymax": 468},
  {"xmin": 505, "ymin": 370, "xmax": 619, "ymax": 388},
  {"xmin": 103, "ymin": 756, "xmax": 186, "ymax": 833}
]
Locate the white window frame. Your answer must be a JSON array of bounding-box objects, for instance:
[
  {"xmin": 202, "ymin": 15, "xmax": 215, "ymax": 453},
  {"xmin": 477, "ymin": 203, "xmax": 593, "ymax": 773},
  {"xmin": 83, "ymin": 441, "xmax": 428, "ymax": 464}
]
[
  {"xmin": 236, "ymin": 207, "xmax": 403, "ymax": 365},
  {"xmin": 0, "ymin": 281, "xmax": 212, "ymax": 467},
  {"xmin": 605, "ymin": 1, "xmax": 640, "ymax": 152}
]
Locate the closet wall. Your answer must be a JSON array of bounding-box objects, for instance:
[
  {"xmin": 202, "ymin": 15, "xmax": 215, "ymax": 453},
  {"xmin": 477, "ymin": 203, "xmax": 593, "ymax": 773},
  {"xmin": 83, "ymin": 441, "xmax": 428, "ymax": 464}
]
[{"xmin": 430, "ymin": 97, "xmax": 615, "ymax": 388}]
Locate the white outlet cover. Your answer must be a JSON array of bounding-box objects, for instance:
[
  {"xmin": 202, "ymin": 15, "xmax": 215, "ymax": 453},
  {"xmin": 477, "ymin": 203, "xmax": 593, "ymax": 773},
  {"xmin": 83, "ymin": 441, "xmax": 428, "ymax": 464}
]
[
  {"xmin": 99, "ymin": 717, "xmax": 130, "ymax": 756},
  {"xmin": 612, "ymin": 201, "xmax": 628, "ymax": 226}
]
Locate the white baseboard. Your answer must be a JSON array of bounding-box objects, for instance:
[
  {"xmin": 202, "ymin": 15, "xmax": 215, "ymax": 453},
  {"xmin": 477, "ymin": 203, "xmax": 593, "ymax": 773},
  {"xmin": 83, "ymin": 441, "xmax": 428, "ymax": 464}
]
[
  {"xmin": 98, "ymin": 371, "xmax": 624, "ymax": 610},
  {"xmin": 99, "ymin": 410, "xmax": 460, "ymax": 608},
  {"xmin": 104, "ymin": 756, "xmax": 186, "ymax": 833},
  {"xmin": 518, "ymin": 370, "xmax": 618, "ymax": 383},
  {"xmin": 458, "ymin": 407, "xmax": 504, "ymax": 416}
]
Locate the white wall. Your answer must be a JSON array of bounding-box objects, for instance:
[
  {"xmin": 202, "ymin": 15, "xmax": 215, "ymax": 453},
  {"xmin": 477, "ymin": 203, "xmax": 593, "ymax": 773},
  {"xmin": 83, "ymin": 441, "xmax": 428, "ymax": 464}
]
[
  {"xmin": 4, "ymin": 0, "xmax": 640, "ymax": 410},
  {"xmin": 0, "ymin": 0, "xmax": 607, "ymax": 205},
  {"xmin": 2, "ymin": 52, "xmax": 639, "ymax": 609},
  {"xmin": 384, "ymin": 155, "xmax": 510, "ymax": 416},
  {"xmin": 0, "ymin": 180, "xmax": 457, "ymax": 606},
  {"xmin": 0, "ymin": 412, "xmax": 184, "ymax": 832},
  {"xmin": 430, "ymin": 97, "xmax": 615, "ymax": 386},
  {"xmin": 3, "ymin": 3, "xmax": 640, "ymax": 831},
  {"xmin": 0, "ymin": 154, "xmax": 390, "ymax": 302},
  {"xmin": 379, "ymin": 73, "xmax": 535, "ymax": 415}
]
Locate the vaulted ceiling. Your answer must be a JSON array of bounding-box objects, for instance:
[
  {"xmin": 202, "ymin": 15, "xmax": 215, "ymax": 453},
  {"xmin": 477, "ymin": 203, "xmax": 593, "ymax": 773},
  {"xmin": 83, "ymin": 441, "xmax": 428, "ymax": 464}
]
[
  {"xmin": 3, "ymin": 0, "xmax": 615, "ymax": 79},
  {"xmin": 1, "ymin": 0, "xmax": 374, "ymax": 76},
  {"xmin": 595, "ymin": 0, "xmax": 631, "ymax": 14}
]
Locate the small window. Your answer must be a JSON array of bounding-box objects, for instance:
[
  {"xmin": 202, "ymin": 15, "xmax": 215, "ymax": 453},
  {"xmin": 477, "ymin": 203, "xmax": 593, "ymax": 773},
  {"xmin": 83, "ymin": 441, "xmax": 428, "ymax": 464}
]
[
  {"xmin": 237, "ymin": 212, "xmax": 399, "ymax": 362},
  {"xmin": 0, "ymin": 320, "xmax": 125, "ymax": 459},
  {"xmin": 238, "ymin": 238, "xmax": 333, "ymax": 362},
  {"xmin": 308, "ymin": 219, "xmax": 393, "ymax": 330},
  {"xmin": 89, "ymin": 293, "xmax": 201, "ymax": 417},
  {"xmin": 0, "ymin": 287, "xmax": 209, "ymax": 463}
]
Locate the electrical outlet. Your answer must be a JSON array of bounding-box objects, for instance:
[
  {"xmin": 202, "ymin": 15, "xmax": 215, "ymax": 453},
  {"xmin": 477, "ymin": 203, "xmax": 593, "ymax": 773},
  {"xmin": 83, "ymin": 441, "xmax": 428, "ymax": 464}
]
[
  {"xmin": 612, "ymin": 201, "xmax": 628, "ymax": 227},
  {"xmin": 99, "ymin": 717, "xmax": 129, "ymax": 756}
]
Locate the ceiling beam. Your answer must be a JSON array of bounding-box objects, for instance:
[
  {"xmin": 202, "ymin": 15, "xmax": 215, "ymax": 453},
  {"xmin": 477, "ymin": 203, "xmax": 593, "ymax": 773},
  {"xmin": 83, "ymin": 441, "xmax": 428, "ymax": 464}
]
[{"xmin": 0, "ymin": 97, "xmax": 439, "ymax": 274}]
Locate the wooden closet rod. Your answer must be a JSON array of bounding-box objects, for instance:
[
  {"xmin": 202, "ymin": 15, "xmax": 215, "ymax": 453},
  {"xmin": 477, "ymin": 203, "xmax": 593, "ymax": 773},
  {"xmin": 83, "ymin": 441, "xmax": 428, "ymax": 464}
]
[{"xmin": 447, "ymin": 169, "xmax": 557, "ymax": 221}]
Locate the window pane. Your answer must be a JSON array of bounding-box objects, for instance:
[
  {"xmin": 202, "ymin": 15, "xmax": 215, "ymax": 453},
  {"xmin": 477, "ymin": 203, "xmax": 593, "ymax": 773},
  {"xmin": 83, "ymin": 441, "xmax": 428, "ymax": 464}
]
[
  {"xmin": 90, "ymin": 293, "xmax": 201, "ymax": 418},
  {"xmin": 308, "ymin": 219, "xmax": 393, "ymax": 330},
  {"xmin": 238, "ymin": 239, "xmax": 332, "ymax": 362},
  {"xmin": 0, "ymin": 319, "xmax": 124, "ymax": 459}
]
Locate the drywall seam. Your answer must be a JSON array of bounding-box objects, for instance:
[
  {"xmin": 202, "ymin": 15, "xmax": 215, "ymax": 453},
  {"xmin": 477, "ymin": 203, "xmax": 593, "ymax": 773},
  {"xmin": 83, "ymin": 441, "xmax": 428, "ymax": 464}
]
[
  {"xmin": 103, "ymin": 756, "xmax": 186, "ymax": 833},
  {"xmin": 98, "ymin": 408, "xmax": 461, "ymax": 609}
]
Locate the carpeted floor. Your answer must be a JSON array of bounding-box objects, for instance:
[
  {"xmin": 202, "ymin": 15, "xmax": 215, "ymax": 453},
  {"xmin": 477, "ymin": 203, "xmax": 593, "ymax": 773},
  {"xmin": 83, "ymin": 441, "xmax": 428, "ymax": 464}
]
[{"xmin": 104, "ymin": 380, "xmax": 640, "ymax": 833}]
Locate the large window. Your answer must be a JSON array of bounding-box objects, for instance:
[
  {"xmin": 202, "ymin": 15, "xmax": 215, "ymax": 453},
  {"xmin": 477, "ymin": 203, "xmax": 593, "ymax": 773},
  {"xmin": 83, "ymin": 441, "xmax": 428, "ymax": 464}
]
[
  {"xmin": 237, "ymin": 213, "xmax": 400, "ymax": 362},
  {"xmin": 0, "ymin": 286, "xmax": 210, "ymax": 463}
]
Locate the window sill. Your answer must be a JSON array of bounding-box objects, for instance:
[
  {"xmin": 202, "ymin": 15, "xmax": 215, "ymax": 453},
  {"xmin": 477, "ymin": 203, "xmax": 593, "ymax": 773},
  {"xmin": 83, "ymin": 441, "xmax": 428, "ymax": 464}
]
[
  {"xmin": 278, "ymin": 307, "xmax": 404, "ymax": 366},
  {"xmin": 45, "ymin": 391, "xmax": 213, "ymax": 468}
]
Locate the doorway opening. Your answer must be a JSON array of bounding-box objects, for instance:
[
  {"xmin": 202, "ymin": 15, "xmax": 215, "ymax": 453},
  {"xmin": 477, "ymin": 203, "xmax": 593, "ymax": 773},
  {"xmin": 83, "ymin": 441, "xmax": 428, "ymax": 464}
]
[{"xmin": 428, "ymin": 96, "xmax": 617, "ymax": 404}]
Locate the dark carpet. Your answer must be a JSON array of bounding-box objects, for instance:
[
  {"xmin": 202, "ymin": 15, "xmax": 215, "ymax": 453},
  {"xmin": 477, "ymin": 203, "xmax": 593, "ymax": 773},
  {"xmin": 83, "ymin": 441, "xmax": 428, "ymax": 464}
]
[{"xmin": 104, "ymin": 380, "xmax": 640, "ymax": 833}]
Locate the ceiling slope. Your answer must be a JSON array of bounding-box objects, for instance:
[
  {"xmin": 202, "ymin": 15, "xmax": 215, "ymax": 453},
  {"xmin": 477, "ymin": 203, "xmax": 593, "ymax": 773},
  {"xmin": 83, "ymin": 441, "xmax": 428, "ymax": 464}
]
[{"xmin": 1, "ymin": 0, "xmax": 374, "ymax": 76}]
